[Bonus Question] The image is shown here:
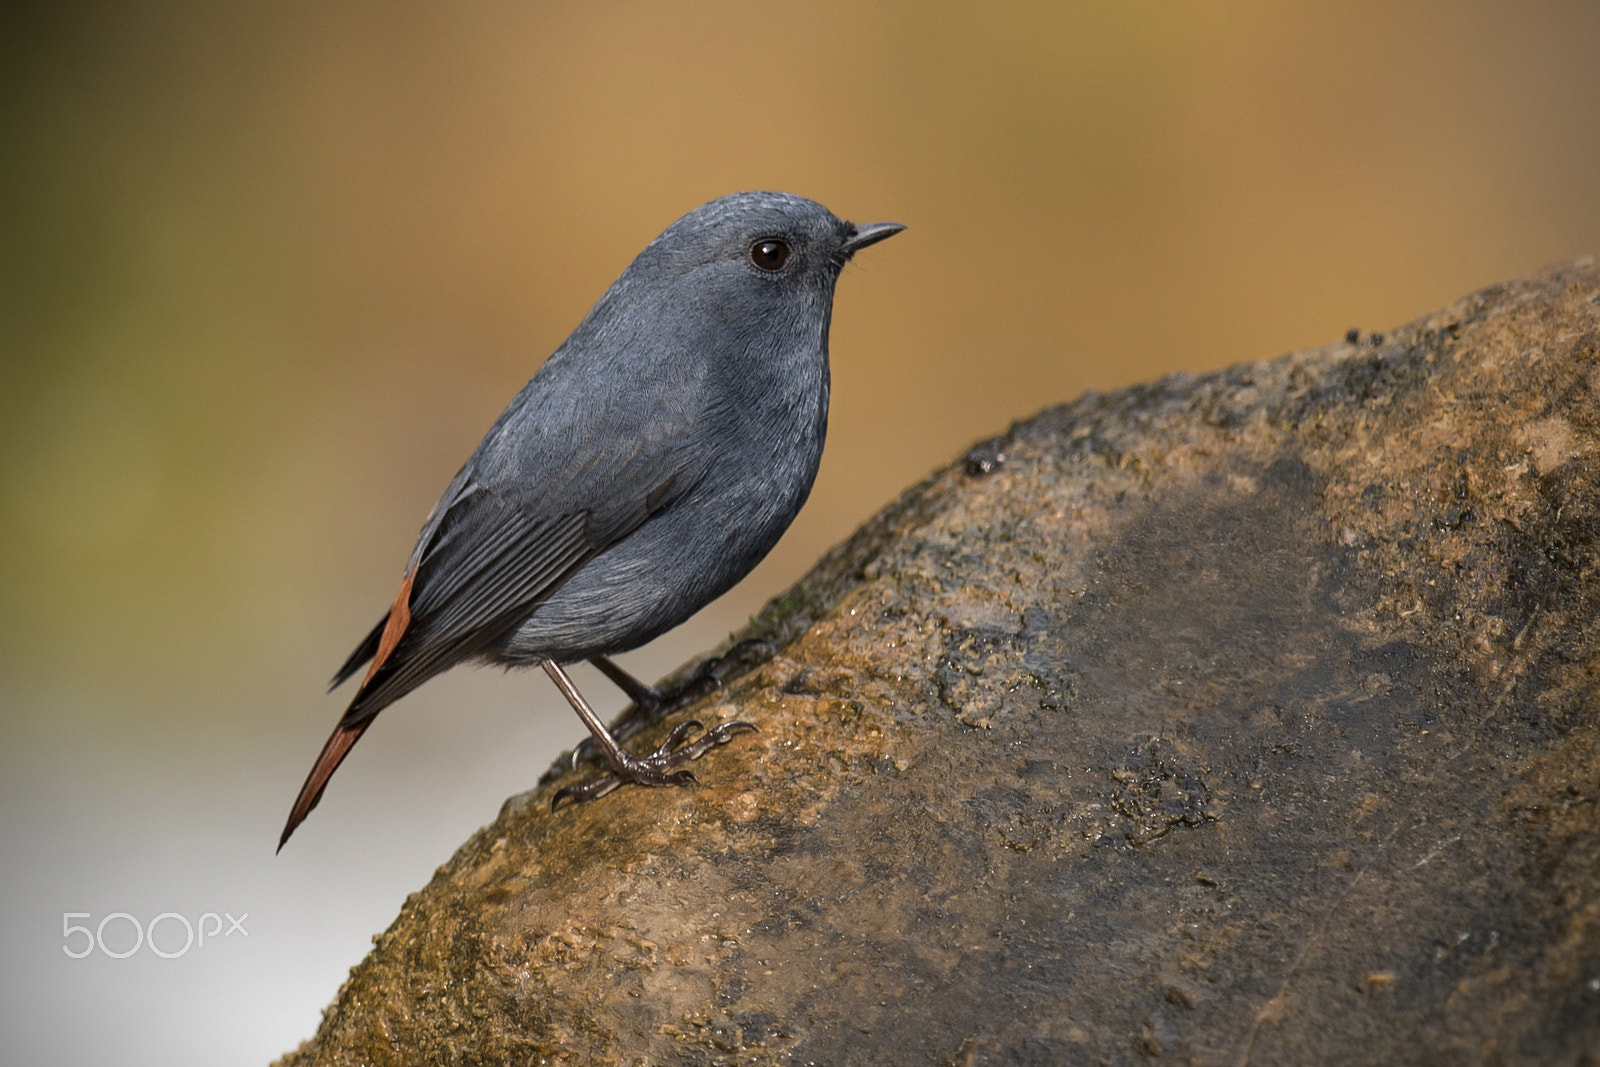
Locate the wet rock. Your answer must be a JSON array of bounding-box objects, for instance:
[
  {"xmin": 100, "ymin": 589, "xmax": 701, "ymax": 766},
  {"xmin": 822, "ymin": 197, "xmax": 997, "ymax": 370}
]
[{"xmin": 277, "ymin": 256, "xmax": 1600, "ymax": 1066}]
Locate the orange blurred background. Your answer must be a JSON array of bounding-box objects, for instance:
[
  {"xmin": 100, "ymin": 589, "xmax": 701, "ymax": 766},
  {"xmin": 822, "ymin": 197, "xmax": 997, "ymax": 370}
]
[{"xmin": 3, "ymin": 2, "xmax": 1598, "ymax": 1063}]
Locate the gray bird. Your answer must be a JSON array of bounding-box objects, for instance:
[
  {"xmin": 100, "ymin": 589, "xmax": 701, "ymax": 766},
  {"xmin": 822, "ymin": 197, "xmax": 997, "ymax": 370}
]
[{"xmin": 279, "ymin": 192, "xmax": 902, "ymax": 849}]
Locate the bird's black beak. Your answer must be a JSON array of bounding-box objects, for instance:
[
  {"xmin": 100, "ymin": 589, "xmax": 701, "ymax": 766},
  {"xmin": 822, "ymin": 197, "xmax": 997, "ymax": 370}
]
[{"xmin": 839, "ymin": 221, "xmax": 906, "ymax": 257}]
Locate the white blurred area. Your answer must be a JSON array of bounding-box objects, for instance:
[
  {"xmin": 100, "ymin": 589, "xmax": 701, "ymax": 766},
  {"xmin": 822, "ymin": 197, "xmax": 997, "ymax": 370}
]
[{"xmin": 0, "ymin": 606, "xmax": 757, "ymax": 1065}]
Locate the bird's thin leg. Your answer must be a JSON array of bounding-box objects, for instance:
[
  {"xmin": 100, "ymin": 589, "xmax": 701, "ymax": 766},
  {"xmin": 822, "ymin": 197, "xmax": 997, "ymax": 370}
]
[
  {"xmin": 572, "ymin": 638, "xmax": 774, "ymax": 767},
  {"xmin": 589, "ymin": 656, "xmax": 665, "ymax": 713},
  {"xmin": 542, "ymin": 659, "xmax": 633, "ymax": 775},
  {"xmin": 543, "ymin": 659, "xmax": 755, "ymax": 810}
]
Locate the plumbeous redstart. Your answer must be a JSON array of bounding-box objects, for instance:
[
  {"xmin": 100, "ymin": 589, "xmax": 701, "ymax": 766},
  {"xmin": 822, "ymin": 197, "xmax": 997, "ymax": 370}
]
[{"xmin": 280, "ymin": 192, "xmax": 903, "ymax": 848}]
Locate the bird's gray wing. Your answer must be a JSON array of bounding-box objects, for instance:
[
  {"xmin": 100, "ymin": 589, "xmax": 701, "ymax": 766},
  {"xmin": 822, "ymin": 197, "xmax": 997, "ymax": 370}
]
[
  {"xmin": 333, "ymin": 435, "xmax": 700, "ymax": 727},
  {"xmin": 283, "ymin": 367, "xmax": 706, "ymax": 848},
  {"xmin": 288, "ymin": 448, "xmax": 696, "ymax": 850}
]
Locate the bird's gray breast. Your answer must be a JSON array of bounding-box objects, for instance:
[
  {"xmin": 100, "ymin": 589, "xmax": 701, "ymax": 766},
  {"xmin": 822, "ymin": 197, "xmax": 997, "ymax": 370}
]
[{"xmin": 495, "ymin": 336, "xmax": 830, "ymax": 663}]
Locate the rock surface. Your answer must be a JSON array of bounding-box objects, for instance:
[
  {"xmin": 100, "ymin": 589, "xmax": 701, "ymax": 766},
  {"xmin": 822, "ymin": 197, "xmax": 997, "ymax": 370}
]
[{"xmin": 277, "ymin": 257, "xmax": 1600, "ymax": 1066}]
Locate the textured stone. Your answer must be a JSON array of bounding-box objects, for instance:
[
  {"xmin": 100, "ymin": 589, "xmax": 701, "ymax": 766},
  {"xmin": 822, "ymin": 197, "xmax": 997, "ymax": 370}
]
[{"xmin": 277, "ymin": 256, "xmax": 1600, "ymax": 1066}]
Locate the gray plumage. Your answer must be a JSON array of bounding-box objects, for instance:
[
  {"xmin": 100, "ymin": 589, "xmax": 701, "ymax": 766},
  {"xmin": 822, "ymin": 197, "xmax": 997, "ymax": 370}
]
[{"xmin": 281, "ymin": 192, "xmax": 903, "ymax": 848}]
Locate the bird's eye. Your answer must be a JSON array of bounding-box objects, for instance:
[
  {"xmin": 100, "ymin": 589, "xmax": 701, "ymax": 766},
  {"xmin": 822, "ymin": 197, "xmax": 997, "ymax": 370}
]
[{"xmin": 750, "ymin": 239, "xmax": 791, "ymax": 271}]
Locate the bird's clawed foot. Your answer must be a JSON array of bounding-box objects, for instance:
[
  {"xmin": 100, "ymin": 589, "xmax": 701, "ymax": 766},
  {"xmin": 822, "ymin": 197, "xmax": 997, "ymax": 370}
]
[
  {"xmin": 551, "ymin": 719, "xmax": 758, "ymax": 811},
  {"xmin": 574, "ymin": 638, "xmax": 774, "ymax": 767}
]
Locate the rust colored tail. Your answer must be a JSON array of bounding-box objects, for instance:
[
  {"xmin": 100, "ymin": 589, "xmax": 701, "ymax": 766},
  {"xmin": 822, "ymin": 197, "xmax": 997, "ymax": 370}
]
[
  {"xmin": 278, "ymin": 719, "xmax": 373, "ymax": 851},
  {"xmin": 282, "ymin": 564, "xmax": 419, "ymax": 851}
]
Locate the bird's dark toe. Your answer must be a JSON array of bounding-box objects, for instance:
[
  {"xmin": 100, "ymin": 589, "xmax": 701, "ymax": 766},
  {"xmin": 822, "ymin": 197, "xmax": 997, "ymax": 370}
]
[
  {"xmin": 653, "ymin": 720, "xmax": 704, "ymax": 756},
  {"xmin": 550, "ymin": 774, "xmax": 624, "ymax": 811},
  {"xmin": 670, "ymin": 720, "xmax": 757, "ymax": 762}
]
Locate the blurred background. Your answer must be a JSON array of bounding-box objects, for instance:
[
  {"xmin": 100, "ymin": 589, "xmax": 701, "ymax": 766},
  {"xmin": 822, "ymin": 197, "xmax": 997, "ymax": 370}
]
[{"xmin": 3, "ymin": 1, "xmax": 1598, "ymax": 1062}]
